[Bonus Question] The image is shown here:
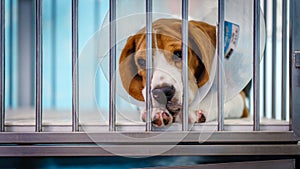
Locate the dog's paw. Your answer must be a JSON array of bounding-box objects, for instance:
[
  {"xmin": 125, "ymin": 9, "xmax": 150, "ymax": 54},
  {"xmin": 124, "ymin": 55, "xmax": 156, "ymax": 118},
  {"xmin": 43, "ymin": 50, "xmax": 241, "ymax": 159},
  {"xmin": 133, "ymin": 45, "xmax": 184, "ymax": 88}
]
[
  {"xmin": 196, "ymin": 110, "xmax": 206, "ymax": 123},
  {"xmin": 188, "ymin": 110, "xmax": 206, "ymax": 123},
  {"xmin": 141, "ymin": 108, "xmax": 173, "ymax": 127}
]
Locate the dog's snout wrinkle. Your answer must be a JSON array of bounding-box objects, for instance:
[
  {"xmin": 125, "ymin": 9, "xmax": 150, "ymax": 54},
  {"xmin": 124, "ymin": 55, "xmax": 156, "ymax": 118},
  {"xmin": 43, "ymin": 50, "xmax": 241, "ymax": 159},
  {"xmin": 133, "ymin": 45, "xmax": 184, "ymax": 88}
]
[{"xmin": 152, "ymin": 86, "xmax": 175, "ymax": 105}]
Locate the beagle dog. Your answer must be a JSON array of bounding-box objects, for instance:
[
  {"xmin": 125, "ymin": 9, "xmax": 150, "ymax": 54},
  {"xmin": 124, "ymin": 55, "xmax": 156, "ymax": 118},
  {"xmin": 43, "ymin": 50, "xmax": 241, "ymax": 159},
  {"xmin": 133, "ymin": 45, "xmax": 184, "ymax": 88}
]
[{"xmin": 119, "ymin": 19, "xmax": 248, "ymax": 127}]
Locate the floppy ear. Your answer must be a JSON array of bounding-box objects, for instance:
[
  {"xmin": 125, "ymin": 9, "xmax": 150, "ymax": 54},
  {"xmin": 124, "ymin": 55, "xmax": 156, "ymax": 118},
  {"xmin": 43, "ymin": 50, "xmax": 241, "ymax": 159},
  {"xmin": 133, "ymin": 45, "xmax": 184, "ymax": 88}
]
[
  {"xmin": 119, "ymin": 35, "xmax": 145, "ymax": 101},
  {"xmin": 188, "ymin": 21, "xmax": 216, "ymax": 87}
]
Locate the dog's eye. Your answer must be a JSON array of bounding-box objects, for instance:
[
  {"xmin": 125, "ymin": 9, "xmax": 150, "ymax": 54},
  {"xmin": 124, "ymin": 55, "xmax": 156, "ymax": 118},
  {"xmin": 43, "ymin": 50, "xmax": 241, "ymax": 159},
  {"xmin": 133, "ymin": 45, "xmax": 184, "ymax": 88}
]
[
  {"xmin": 172, "ymin": 50, "xmax": 182, "ymax": 61},
  {"xmin": 137, "ymin": 58, "xmax": 146, "ymax": 69}
]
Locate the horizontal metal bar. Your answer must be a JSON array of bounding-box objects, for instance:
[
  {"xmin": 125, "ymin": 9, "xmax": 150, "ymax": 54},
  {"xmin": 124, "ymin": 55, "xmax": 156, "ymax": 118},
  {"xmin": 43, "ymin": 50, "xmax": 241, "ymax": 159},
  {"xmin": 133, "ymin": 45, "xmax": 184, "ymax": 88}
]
[
  {"xmin": 2, "ymin": 122, "xmax": 291, "ymax": 133},
  {"xmin": 0, "ymin": 132, "xmax": 297, "ymax": 144},
  {"xmin": 0, "ymin": 144, "xmax": 299, "ymax": 157}
]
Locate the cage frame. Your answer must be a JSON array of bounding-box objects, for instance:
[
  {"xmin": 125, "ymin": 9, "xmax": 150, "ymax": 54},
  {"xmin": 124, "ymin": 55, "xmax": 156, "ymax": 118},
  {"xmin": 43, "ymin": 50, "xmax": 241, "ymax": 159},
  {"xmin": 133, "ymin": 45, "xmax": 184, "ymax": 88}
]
[{"xmin": 0, "ymin": 0, "xmax": 299, "ymax": 157}]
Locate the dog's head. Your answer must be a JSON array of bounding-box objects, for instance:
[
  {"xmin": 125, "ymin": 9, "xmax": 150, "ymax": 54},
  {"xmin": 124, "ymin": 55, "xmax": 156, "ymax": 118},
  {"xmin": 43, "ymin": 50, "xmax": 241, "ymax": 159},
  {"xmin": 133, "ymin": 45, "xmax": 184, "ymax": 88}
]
[{"xmin": 119, "ymin": 19, "xmax": 216, "ymax": 126}]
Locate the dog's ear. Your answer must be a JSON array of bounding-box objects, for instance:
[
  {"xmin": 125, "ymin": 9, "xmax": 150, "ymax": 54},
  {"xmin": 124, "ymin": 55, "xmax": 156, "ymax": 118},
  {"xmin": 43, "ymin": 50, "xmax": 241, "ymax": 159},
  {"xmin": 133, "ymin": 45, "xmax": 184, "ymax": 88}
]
[
  {"xmin": 188, "ymin": 21, "xmax": 216, "ymax": 88},
  {"xmin": 119, "ymin": 35, "xmax": 145, "ymax": 101}
]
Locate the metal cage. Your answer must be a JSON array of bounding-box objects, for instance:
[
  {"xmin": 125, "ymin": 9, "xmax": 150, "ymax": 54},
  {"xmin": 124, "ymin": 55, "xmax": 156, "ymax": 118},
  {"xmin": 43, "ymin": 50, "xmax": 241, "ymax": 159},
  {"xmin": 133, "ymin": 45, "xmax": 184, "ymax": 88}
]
[{"xmin": 0, "ymin": 0, "xmax": 299, "ymax": 158}]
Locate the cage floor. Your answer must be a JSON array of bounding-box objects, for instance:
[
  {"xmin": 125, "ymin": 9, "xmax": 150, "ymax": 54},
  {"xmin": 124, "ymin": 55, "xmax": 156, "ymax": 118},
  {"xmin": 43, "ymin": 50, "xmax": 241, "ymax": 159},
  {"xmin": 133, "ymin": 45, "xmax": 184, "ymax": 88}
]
[{"xmin": 4, "ymin": 109, "xmax": 290, "ymax": 132}]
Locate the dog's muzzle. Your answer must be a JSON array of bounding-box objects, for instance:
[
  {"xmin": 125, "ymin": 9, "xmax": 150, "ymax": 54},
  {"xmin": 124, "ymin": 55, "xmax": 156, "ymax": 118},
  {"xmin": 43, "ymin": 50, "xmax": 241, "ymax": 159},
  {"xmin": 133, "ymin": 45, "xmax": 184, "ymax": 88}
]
[{"xmin": 150, "ymin": 85, "xmax": 181, "ymax": 126}]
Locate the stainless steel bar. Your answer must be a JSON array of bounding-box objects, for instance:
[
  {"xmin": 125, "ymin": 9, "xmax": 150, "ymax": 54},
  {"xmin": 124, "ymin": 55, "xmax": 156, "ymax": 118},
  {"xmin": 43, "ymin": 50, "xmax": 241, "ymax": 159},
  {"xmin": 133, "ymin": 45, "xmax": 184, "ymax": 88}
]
[
  {"xmin": 109, "ymin": 0, "xmax": 116, "ymax": 131},
  {"xmin": 8, "ymin": 0, "xmax": 12, "ymax": 107},
  {"xmin": 289, "ymin": 0, "xmax": 294, "ymax": 131},
  {"xmin": 217, "ymin": 0, "xmax": 224, "ymax": 131},
  {"xmin": 0, "ymin": 132, "xmax": 298, "ymax": 144},
  {"xmin": 146, "ymin": 0, "xmax": 152, "ymax": 131},
  {"xmin": 181, "ymin": 0, "xmax": 189, "ymax": 131},
  {"xmin": 0, "ymin": 0, "xmax": 5, "ymax": 132},
  {"xmin": 253, "ymin": 0, "xmax": 261, "ymax": 131},
  {"xmin": 72, "ymin": 0, "xmax": 79, "ymax": 132},
  {"xmin": 0, "ymin": 145, "xmax": 300, "ymax": 157},
  {"xmin": 35, "ymin": 0, "xmax": 43, "ymax": 132},
  {"xmin": 281, "ymin": 0, "xmax": 287, "ymax": 121},
  {"xmin": 271, "ymin": 0, "xmax": 277, "ymax": 118},
  {"xmin": 1, "ymin": 121, "xmax": 291, "ymax": 132},
  {"xmin": 263, "ymin": 0, "xmax": 267, "ymax": 118}
]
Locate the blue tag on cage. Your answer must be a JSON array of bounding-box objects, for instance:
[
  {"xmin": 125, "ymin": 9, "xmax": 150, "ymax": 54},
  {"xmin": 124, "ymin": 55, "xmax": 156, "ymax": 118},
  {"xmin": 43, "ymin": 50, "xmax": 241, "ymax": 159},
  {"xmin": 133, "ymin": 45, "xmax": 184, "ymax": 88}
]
[{"xmin": 224, "ymin": 21, "xmax": 240, "ymax": 59}]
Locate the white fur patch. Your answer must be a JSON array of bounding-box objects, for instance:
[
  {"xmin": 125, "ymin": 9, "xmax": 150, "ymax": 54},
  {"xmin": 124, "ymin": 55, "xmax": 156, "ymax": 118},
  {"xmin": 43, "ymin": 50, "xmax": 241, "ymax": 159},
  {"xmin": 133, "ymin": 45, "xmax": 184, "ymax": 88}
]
[{"xmin": 141, "ymin": 49, "xmax": 198, "ymax": 109}]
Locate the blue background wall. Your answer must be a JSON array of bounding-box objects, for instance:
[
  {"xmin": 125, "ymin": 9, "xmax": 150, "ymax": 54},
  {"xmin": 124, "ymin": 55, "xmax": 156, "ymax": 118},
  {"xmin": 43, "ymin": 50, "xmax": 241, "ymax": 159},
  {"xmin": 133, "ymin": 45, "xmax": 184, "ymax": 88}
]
[{"xmin": 5, "ymin": 0, "xmax": 109, "ymax": 111}]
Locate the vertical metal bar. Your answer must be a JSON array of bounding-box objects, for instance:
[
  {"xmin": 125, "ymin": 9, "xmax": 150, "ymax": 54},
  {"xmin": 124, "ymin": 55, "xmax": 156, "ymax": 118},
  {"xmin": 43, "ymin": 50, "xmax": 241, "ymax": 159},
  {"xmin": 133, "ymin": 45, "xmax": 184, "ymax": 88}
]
[
  {"xmin": 8, "ymin": 0, "xmax": 12, "ymax": 107},
  {"xmin": 289, "ymin": 0, "xmax": 294, "ymax": 130},
  {"xmin": 217, "ymin": 0, "xmax": 224, "ymax": 131},
  {"xmin": 0, "ymin": 0, "xmax": 5, "ymax": 132},
  {"xmin": 281, "ymin": 0, "xmax": 287, "ymax": 121},
  {"xmin": 263, "ymin": 0, "xmax": 267, "ymax": 118},
  {"xmin": 146, "ymin": 0, "xmax": 152, "ymax": 131},
  {"xmin": 35, "ymin": 0, "xmax": 43, "ymax": 132},
  {"xmin": 181, "ymin": 0, "xmax": 189, "ymax": 131},
  {"xmin": 72, "ymin": 0, "xmax": 79, "ymax": 132},
  {"xmin": 109, "ymin": 0, "xmax": 116, "ymax": 131},
  {"xmin": 253, "ymin": 0, "xmax": 261, "ymax": 131},
  {"xmin": 271, "ymin": 0, "xmax": 277, "ymax": 118}
]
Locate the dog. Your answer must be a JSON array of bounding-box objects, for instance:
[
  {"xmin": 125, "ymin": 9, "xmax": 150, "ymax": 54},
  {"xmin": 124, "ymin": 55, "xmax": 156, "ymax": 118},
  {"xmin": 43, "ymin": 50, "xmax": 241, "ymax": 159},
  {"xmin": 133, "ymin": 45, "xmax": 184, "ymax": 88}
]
[{"xmin": 119, "ymin": 18, "xmax": 248, "ymax": 127}]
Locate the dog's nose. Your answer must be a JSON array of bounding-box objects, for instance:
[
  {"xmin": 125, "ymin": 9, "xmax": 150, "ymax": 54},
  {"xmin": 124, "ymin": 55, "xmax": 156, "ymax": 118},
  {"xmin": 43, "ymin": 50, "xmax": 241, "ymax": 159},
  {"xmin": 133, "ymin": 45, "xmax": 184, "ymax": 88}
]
[{"xmin": 152, "ymin": 86, "xmax": 175, "ymax": 105}]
